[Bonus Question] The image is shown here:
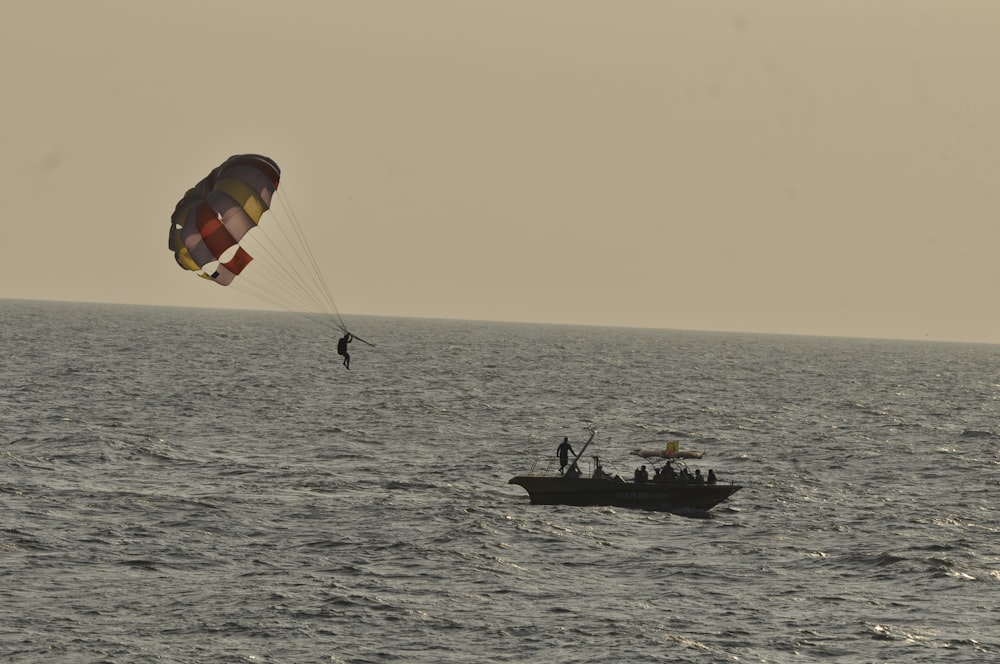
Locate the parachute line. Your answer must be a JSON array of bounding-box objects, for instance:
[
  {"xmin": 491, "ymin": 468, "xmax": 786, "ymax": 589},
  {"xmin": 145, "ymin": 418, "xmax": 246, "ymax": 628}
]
[
  {"xmin": 234, "ymin": 188, "xmax": 348, "ymax": 334},
  {"xmin": 274, "ymin": 184, "xmax": 348, "ymax": 330}
]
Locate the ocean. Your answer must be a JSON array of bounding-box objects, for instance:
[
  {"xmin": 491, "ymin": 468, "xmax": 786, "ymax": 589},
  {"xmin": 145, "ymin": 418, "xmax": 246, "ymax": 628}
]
[{"xmin": 2, "ymin": 299, "xmax": 997, "ymax": 663}]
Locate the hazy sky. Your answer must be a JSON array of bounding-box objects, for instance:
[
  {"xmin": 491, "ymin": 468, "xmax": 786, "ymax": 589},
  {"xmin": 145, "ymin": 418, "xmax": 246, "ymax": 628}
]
[{"xmin": 5, "ymin": 1, "xmax": 1000, "ymax": 343}]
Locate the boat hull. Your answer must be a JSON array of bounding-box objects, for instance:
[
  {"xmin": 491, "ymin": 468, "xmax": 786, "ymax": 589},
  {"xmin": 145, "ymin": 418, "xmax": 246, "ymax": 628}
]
[{"xmin": 508, "ymin": 476, "xmax": 740, "ymax": 513}]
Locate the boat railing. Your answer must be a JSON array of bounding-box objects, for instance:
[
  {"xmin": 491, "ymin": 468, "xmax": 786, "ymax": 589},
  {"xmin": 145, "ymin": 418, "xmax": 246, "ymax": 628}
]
[
  {"xmin": 520, "ymin": 454, "xmax": 627, "ymax": 480},
  {"xmin": 520, "ymin": 455, "xmax": 599, "ymax": 477},
  {"xmin": 520, "ymin": 453, "xmax": 737, "ymax": 484}
]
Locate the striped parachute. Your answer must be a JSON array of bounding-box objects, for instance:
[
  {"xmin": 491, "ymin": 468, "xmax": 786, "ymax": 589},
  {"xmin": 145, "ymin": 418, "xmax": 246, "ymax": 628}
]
[
  {"xmin": 168, "ymin": 154, "xmax": 349, "ymax": 335},
  {"xmin": 169, "ymin": 154, "xmax": 280, "ymax": 286}
]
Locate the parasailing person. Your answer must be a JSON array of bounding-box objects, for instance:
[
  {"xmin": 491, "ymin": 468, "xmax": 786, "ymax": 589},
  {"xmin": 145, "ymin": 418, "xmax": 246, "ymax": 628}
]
[{"xmin": 337, "ymin": 331, "xmax": 353, "ymax": 370}]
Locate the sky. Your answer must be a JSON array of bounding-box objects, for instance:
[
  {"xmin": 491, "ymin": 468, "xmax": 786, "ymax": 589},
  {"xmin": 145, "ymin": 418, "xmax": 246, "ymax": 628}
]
[{"xmin": 4, "ymin": 1, "xmax": 1000, "ymax": 343}]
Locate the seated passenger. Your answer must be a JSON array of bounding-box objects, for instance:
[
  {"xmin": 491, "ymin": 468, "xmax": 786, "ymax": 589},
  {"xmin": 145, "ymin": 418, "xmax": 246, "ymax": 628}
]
[{"xmin": 707, "ymin": 469, "xmax": 718, "ymax": 484}]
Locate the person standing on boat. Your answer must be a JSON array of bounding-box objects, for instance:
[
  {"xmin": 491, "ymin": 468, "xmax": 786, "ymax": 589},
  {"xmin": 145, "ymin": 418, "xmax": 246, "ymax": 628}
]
[
  {"xmin": 556, "ymin": 437, "xmax": 575, "ymax": 474},
  {"xmin": 337, "ymin": 331, "xmax": 353, "ymax": 370}
]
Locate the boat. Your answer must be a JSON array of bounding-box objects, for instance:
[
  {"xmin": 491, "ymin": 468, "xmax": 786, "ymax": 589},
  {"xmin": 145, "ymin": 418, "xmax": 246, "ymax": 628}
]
[{"xmin": 508, "ymin": 431, "xmax": 741, "ymax": 514}]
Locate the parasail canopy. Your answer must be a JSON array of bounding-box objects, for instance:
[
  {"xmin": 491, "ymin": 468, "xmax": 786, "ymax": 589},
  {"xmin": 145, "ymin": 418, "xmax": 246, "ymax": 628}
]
[
  {"xmin": 168, "ymin": 154, "xmax": 348, "ymax": 334},
  {"xmin": 169, "ymin": 154, "xmax": 280, "ymax": 286}
]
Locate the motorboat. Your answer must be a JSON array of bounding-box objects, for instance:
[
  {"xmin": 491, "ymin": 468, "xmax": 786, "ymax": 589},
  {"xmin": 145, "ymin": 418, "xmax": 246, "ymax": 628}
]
[{"xmin": 508, "ymin": 431, "xmax": 741, "ymax": 514}]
